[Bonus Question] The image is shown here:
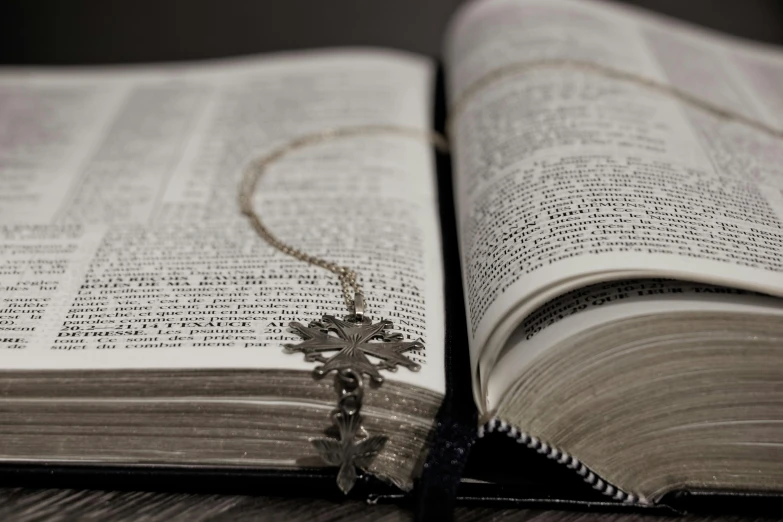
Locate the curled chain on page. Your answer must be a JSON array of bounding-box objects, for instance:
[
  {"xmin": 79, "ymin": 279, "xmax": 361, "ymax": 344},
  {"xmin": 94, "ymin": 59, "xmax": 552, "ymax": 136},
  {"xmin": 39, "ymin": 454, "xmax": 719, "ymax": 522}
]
[
  {"xmin": 238, "ymin": 125, "xmax": 449, "ymax": 316},
  {"xmin": 240, "ymin": 126, "xmax": 443, "ymax": 494}
]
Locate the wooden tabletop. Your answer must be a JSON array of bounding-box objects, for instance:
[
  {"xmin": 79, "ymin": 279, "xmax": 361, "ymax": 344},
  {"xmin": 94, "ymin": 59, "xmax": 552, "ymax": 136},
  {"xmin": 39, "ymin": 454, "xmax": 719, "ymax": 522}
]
[{"xmin": 0, "ymin": 488, "xmax": 778, "ymax": 521}]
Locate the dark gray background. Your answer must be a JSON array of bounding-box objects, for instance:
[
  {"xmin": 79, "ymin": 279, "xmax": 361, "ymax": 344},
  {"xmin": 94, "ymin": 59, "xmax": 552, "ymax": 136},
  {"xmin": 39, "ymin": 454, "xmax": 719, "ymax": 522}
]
[{"xmin": 0, "ymin": 0, "xmax": 782, "ymax": 64}]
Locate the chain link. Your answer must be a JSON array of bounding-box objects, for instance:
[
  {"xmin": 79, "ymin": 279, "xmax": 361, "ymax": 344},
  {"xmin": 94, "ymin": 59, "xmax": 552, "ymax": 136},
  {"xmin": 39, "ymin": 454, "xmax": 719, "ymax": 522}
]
[{"xmin": 239, "ymin": 125, "xmax": 449, "ymax": 315}]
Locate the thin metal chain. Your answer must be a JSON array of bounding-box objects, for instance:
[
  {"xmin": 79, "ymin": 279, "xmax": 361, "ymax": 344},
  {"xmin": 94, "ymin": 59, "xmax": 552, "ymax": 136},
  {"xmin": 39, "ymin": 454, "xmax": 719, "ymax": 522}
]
[
  {"xmin": 241, "ymin": 60, "xmax": 783, "ymax": 317},
  {"xmin": 448, "ymin": 58, "xmax": 783, "ymax": 141},
  {"xmin": 239, "ymin": 125, "xmax": 449, "ymax": 316}
]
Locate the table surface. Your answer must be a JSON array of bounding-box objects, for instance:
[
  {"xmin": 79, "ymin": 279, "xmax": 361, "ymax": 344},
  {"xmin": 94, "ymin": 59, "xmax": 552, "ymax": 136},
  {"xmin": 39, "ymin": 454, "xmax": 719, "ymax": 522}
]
[{"xmin": 1, "ymin": 488, "xmax": 781, "ymax": 522}]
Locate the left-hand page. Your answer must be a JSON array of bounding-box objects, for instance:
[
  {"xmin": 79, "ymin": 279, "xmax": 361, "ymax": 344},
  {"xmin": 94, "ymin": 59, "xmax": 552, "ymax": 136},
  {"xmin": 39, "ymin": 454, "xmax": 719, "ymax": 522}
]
[{"xmin": 0, "ymin": 50, "xmax": 445, "ymax": 394}]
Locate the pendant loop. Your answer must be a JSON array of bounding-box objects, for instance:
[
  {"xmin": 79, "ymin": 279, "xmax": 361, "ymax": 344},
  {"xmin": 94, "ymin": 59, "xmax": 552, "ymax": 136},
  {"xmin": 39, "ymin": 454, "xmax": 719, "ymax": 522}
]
[{"xmin": 353, "ymin": 292, "xmax": 365, "ymax": 321}]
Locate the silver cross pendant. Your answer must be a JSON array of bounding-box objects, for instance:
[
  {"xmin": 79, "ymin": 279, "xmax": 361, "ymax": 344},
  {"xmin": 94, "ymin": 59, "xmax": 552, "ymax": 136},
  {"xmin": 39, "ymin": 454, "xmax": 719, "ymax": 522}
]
[{"xmin": 284, "ymin": 303, "xmax": 422, "ymax": 493}]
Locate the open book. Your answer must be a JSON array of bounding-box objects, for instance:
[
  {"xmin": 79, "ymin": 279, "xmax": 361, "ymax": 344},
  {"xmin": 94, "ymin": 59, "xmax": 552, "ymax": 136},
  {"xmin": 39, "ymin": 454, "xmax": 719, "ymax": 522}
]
[{"xmin": 2, "ymin": 0, "xmax": 783, "ymax": 510}]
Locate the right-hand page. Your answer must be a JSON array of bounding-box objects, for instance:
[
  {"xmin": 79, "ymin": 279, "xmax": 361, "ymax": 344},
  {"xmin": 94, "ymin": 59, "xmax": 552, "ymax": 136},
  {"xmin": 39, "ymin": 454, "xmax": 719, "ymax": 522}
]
[{"xmin": 444, "ymin": 0, "xmax": 783, "ymax": 409}]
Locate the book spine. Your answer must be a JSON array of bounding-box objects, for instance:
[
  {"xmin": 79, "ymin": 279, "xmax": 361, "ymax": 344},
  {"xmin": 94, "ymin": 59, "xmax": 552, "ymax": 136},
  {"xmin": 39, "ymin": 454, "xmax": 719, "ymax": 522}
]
[{"xmin": 480, "ymin": 417, "xmax": 648, "ymax": 505}]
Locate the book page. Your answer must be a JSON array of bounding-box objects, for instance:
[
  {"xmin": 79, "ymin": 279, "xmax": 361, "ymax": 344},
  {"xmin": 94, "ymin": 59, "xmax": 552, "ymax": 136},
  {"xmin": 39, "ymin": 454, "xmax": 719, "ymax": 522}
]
[
  {"xmin": 0, "ymin": 51, "xmax": 445, "ymax": 393},
  {"xmin": 445, "ymin": 0, "xmax": 783, "ymax": 406}
]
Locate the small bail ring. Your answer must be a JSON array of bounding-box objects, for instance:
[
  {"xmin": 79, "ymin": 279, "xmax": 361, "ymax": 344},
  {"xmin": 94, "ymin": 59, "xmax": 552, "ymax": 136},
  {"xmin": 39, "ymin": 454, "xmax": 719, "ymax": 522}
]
[{"xmin": 353, "ymin": 292, "xmax": 365, "ymax": 321}]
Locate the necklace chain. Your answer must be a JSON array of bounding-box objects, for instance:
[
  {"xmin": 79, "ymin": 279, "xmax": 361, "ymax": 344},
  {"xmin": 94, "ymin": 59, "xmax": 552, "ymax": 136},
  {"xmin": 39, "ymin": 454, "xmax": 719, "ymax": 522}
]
[
  {"xmin": 241, "ymin": 60, "xmax": 783, "ymax": 318},
  {"xmin": 448, "ymin": 58, "xmax": 783, "ymax": 140},
  {"xmin": 239, "ymin": 125, "xmax": 449, "ymax": 317}
]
